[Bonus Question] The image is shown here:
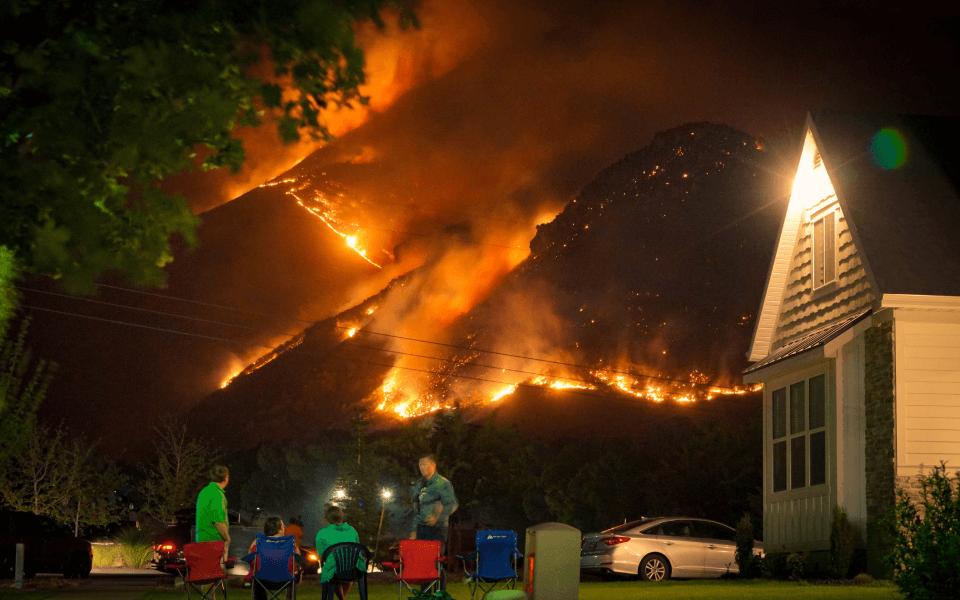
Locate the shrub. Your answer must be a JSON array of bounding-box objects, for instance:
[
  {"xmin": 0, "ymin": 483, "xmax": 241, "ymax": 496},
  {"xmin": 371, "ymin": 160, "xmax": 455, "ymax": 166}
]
[
  {"xmin": 117, "ymin": 527, "xmax": 154, "ymax": 569},
  {"xmin": 734, "ymin": 514, "xmax": 762, "ymax": 578},
  {"xmin": 785, "ymin": 552, "xmax": 807, "ymax": 580},
  {"xmin": 761, "ymin": 551, "xmax": 806, "ymax": 579},
  {"xmin": 829, "ymin": 507, "xmax": 859, "ymax": 578},
  {"xmin": 852, "ymin": 573, "xmax": 876, "ymax": 585},
  {"xmin": 884, "ymin": 463, "xmax": 960, "ymax": 600}
]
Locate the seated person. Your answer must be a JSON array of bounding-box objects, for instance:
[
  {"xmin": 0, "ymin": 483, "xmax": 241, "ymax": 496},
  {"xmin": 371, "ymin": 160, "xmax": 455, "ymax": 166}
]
[
  {"xmin": 248, "ymin": 516, "xmax": 305, "ymax": 600},
  {"xmin": 315, "ymin": 505, "xmax": 363, "ymax": 600}
]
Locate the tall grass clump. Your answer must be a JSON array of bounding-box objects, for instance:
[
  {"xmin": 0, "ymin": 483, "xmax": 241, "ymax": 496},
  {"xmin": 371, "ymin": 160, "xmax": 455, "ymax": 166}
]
[{"xmin": 117, "ymin": 527, "xmax": 154, "ymax": 568}]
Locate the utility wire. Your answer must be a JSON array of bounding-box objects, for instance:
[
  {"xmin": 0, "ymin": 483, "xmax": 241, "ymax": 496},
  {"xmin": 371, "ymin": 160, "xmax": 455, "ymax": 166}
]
[
  {"xmin": 20, "ymin": 304, "xmax": 757, "ymax": 417},
  {"xmin": 34, "ymin": 282, "xmax": 750, "ymax": 392}
]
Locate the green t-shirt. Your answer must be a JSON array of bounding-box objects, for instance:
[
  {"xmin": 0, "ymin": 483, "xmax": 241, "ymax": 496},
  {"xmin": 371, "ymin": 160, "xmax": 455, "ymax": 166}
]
[
  {"xmin": 195, "ymin": 482, "xmax": 227, "ymax": 542},
  {"xmin": 315, "ymin": 523, "xmax": 362, "ymax": 582}
]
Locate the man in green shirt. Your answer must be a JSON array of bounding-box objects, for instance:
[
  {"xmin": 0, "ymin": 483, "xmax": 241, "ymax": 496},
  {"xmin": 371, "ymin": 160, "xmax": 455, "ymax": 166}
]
[{"xmin": 195, "ymin": 465, "xmax": 230, "ymax": 560}]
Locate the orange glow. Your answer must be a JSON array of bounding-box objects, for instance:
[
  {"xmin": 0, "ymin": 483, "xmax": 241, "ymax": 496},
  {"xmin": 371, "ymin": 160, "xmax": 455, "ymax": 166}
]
[{"xmin": 489, "ymin": 385, "xmax": 517, "ymax": 402}]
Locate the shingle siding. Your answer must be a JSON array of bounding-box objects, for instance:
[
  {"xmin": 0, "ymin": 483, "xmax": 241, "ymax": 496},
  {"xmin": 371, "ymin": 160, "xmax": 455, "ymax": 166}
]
[{"xmin": 772, "ymin": 196, "xmax": 876, "ymax": 350}]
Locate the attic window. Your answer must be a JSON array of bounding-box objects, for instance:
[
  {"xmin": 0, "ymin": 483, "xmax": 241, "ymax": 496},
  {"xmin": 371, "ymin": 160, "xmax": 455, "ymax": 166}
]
[{"xmin": 812, "ymin": 210, "xmax": 836, "ymax": 289}]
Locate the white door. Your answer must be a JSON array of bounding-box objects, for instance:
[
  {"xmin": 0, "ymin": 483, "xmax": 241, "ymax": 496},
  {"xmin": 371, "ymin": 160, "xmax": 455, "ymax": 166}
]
[
  {"xmin": 655, "ymin": 520, "xmax": 704, "ymax": 577},
  {"xmin": 694, "ymin": 521, "xmax": 737, "ymax": 577}
]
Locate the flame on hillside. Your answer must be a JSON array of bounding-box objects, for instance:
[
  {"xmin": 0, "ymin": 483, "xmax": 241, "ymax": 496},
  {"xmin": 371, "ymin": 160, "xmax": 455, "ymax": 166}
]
[{"xmin": 221, "ymin": 334, "xmax": 305, "ymax": 389}]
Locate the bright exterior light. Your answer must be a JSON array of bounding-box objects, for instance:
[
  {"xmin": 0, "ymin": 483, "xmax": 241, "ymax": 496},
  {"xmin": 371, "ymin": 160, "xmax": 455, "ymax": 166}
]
[
  {"xmin": 382, "ymin": 489, "xmax": 392, "ymax": 500},
  {"xmin": 335, "ymin": 489, "xmax": 346, "ymax": 499}
]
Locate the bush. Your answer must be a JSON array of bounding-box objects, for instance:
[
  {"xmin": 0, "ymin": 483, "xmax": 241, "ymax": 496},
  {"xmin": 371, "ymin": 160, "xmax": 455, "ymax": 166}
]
[
  {"xmin": 117, "ymin": 527, "xmax": 154, "ymax": 569},
  {"xmin": 884, "ymin": 463, "xmax": 960, "ymax": 600},
  {"xmin": 785, "ymin": 552, "xmax": 807, "ymax": 580},
  {"xmin": 735, "ymin": 514, "xmax": 762, "ymax": 578},
  {"xmin": 829, "ymin": 507, "xmax": 859, "ymax": 578},
  {"xmin": 761, "ymin": 551, "xmax": 806, "ymax": 580}
]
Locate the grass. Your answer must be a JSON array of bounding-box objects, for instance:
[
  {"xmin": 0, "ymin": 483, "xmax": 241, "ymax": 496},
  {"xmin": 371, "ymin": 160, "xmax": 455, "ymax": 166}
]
[
  {"xmin": 116, "ymin": 528, "xmax": 154, "ymax": 569},
  {"xmin": 1, "ymin": 579, "xmax": 904, "ymax": 600}
]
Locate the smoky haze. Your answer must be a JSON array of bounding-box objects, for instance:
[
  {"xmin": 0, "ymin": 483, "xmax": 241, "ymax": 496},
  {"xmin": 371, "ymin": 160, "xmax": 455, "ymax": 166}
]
[{"xmin": 21, "ymin": 0, "xmax": 960, "ymax": 456}]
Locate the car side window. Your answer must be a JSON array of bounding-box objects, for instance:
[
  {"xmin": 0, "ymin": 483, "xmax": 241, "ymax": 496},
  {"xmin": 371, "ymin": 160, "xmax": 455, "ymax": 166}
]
[
  {"xmin": 694, "ymin": 522, "xmax": 735, "ymax": 542},
  {"xmin": 659, "ymin": 521, "xmax": 693, "ymax": 537}
]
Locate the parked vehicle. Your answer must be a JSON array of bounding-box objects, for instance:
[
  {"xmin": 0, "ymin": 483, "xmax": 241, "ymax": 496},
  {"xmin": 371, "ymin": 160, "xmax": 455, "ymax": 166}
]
[
  {"xmin": 152, "ymin": 510, "xmax": 193, "ymax": 573},
  {"xmin": 0, "ymin": 510, "xmax": 93, "ymax": 579},
  {"xmin": 580, "ymin": 517, "xmax": 762, "ymax": 581}
]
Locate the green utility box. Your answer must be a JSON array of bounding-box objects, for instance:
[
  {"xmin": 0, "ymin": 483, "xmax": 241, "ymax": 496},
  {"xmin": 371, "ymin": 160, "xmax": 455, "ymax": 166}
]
[{"xmin": 523, "ymin": 522, "xmax": 581, "ymax": 600}]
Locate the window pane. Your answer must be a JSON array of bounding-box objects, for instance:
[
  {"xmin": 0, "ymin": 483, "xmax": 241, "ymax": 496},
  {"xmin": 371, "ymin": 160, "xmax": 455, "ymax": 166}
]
[
  {"xmin": 814, "ymin": 218, "xmax": 825, "ymax": 288},
  {"xmin": 772, "ymin": 388, "xmax": 787, "ymax": 439},
  {"xmin": 790, "ymin": 382, "xmax": 806, "ymax": 434},
  {"xmin": 660, "ymin": 521, "xmax": 694, "ymax": 537},
  {"xmin": 791, "ymin": 436, "xmax": 806, "ymax": 489},
  {"xmin": 773, "ymin": 441, "xmax": 787, "ymax": 492},
  {"xmin": 810, "ymin": 431, "xmax": 826, "ymax": 486},
  {"xmin": 824, "ymin": 212, "xmax": 836, "ymax": 283},
  {"xmin": 809, "ymin": 374, "xmax": 826, "ymax": 429}
]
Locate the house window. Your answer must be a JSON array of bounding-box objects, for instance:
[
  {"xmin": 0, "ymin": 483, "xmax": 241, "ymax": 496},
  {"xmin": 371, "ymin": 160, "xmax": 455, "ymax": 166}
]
[
  {"xmin": 771, "ymin": 373, "xmax": 827, "ymax": 492},
  {"xmin": 813, "ymin": 211, "xmax": 836, "ymax": 289}
]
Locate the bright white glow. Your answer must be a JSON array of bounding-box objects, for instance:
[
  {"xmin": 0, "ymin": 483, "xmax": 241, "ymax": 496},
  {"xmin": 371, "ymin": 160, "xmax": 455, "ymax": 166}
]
[
  {"xmin": 382, "ymin": 489, "xmax": 392, "ymax": 500},
  {"xmin": 335, "ymin": 489, "xmax": 346, "ymax": 499}
]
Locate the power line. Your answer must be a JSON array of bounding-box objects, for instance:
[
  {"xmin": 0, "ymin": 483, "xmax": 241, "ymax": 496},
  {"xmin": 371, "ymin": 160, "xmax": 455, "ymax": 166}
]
[
  {"xmin": 20, "ymin": 304, "xmax": 757, "ymax": 417},
  {"xmin": 39, "ymin": 281, "xmax": 748, "ymax": 392}
]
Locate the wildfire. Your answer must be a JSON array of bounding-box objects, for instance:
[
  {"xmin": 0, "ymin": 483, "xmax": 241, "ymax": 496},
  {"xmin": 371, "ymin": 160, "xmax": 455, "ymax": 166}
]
[
  {"xmin": 530, "ymin": 375, "xmax": 595, "ymax": 391},
  {"xmin": 220, "ymin": 335, "xmax": 304, "ymax": 389},
  {"xmin": 489, "ymin": 385, "xmax": 517, "ymax": 402}
]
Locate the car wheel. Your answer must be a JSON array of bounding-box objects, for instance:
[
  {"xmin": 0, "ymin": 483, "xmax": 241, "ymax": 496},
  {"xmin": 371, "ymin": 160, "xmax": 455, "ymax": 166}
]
[{"xmin": 639, "ymin": 554, "xmax": 671, "ymax": 582}]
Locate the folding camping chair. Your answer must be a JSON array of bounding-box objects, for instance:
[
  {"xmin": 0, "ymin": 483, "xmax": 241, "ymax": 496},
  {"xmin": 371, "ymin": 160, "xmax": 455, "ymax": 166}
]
[
  {"xmin": 241, "ymin": 533, "xmax": 297, "ymax": 600},
  {"xmin": 382, "ymin": 540, "xmax": 447, "ymax": 600},
  {"xmin": 180, "ymin": 541, "xmax": 235, "ymax": 600},
  {"xmin": 457, "ymin": 530, "xmax": 522, "ymax": 600},
  {"xmin": 319, "ymin": 542, "xmax": 370, "ymax": 600}
]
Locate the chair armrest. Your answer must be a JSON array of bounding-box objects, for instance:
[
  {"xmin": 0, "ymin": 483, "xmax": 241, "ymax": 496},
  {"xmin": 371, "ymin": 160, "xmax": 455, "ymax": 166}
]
[
  {"xmin": 382, "ymin": 561, "xmax": 400, "ymax": 569},
  {"xmin": 437, "ymin": 556, "xmax": 448, "ymax": 563},
  {"xmin": 240, "ymin": 553, "xmax": 257, "ymax": 563},
  {"xmin": 223, "ymin": 558, "xmax": 237, "ymax": 568}
]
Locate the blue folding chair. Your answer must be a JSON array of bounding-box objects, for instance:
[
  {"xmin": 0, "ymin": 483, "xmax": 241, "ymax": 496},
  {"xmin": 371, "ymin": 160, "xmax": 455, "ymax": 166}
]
[
  {"xmin": 457, "ymin": 530, "xmax": 522, "ymax": 600},
  {"xmin": 242, "ymin": 533, "xmax": 297, "ymax": 600}
]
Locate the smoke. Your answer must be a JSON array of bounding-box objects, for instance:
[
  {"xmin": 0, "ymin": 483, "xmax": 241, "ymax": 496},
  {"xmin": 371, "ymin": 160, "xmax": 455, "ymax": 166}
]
[{"xmin": 162, "ymin": 0, "xmax": 491, "ymax": 213}]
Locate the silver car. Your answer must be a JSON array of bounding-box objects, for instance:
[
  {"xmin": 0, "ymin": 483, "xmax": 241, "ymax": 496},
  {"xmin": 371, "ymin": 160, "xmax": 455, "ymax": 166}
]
[{"xmin": 580, "ymin": 517, "xmax": 761, "ymax": 581}]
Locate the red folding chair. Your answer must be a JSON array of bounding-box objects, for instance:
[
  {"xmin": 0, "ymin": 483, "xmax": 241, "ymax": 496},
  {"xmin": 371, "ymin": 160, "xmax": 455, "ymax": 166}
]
[
  {"xmin": 178, "ymin": 541, "xmax": 235, "ymax": 600},
  {"xmin": 382, "ymin": 540, "xmax": 446, "ymax": 600}
]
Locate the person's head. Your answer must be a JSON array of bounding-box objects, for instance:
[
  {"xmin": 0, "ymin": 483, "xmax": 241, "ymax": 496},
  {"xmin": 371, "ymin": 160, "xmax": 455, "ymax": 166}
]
[
  {"xmin": 419, "ymin": 454, "xmax": 438, "ymax": 479},
  {"xmin": 263, "ymin": 516, "xmax": 284, "ymax": 536},
  {"xmin": 288, "ymin": 517, "xmax": 298, "ymax": 528},
  {"xmin": 325, "ymin": 505, "xmax": 344, "ymax": 525},
  {"xmin": 210, "ymin": 465, "xmax": 229, "ymax": 487}
]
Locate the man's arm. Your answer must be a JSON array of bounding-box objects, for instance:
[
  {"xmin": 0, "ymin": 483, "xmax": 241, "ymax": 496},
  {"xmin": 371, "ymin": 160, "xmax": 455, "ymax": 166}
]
[{"xmin": 214, "ymin": 522, "xmax": 230, "ymax": 560}]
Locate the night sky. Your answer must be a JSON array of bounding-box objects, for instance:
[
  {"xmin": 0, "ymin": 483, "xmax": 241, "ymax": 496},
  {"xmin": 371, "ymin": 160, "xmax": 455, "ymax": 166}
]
[{"xmin": 19, "ymin": 1, "xmax": 960, "ymax": 458}]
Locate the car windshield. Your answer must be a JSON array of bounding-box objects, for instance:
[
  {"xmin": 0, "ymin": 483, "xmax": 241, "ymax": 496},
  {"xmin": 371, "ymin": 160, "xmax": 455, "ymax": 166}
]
[{"xmin": 601, "ymin": 518, "xmax": 657, "ymax": 534}]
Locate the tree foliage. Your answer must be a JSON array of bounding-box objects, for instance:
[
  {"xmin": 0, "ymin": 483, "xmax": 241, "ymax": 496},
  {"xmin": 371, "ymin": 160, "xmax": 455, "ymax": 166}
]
[
  {"xmin": 885, "ymin": 464, "xmax": 960, "ymax": 600},
  {"xmin": 0, "ymin": 317, "xmax": 53, "ymax": 462},
  {"xmin": 0, "ymin": 424, "xmax": 123, "ymax": 535},
  {"xmin": 141, "ymin": 418, "xmax": 217, "ymax": 522},
  {"xmin": 0, "ymin": 0, "xmax": 415, "ymax": 294}
]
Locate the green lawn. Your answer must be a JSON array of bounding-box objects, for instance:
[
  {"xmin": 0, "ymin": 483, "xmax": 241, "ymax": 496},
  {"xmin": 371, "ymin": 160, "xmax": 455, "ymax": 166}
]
[{"xmin": 0, "ymin": 580, "xmax": 904, "ymax": 600}]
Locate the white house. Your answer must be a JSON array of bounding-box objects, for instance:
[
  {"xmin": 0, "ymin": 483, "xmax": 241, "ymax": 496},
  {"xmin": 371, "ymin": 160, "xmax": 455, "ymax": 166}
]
[{"xmin": 743, "ymin": 111, "xmax": 960, "ymax": 576}]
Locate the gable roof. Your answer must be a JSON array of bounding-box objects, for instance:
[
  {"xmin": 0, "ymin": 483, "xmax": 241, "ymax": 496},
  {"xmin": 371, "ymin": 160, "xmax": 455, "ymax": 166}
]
[
  {"xmin": 748, "ymin": 111, "xmax": 960, "ymax": 363},
  {"xmin": 811, "ymin": 111, "xmax": 960, "ymax": 297}
]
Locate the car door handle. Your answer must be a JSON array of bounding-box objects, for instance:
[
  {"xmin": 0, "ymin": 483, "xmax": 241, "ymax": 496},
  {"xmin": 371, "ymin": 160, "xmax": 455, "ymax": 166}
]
[
  {"xmin": 706, "ymin": 545, "xmax": 717, "ymax": 549},
  {"xmin": 662, "ymin": 542, "xmax": 674, "ymax": 546}
]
